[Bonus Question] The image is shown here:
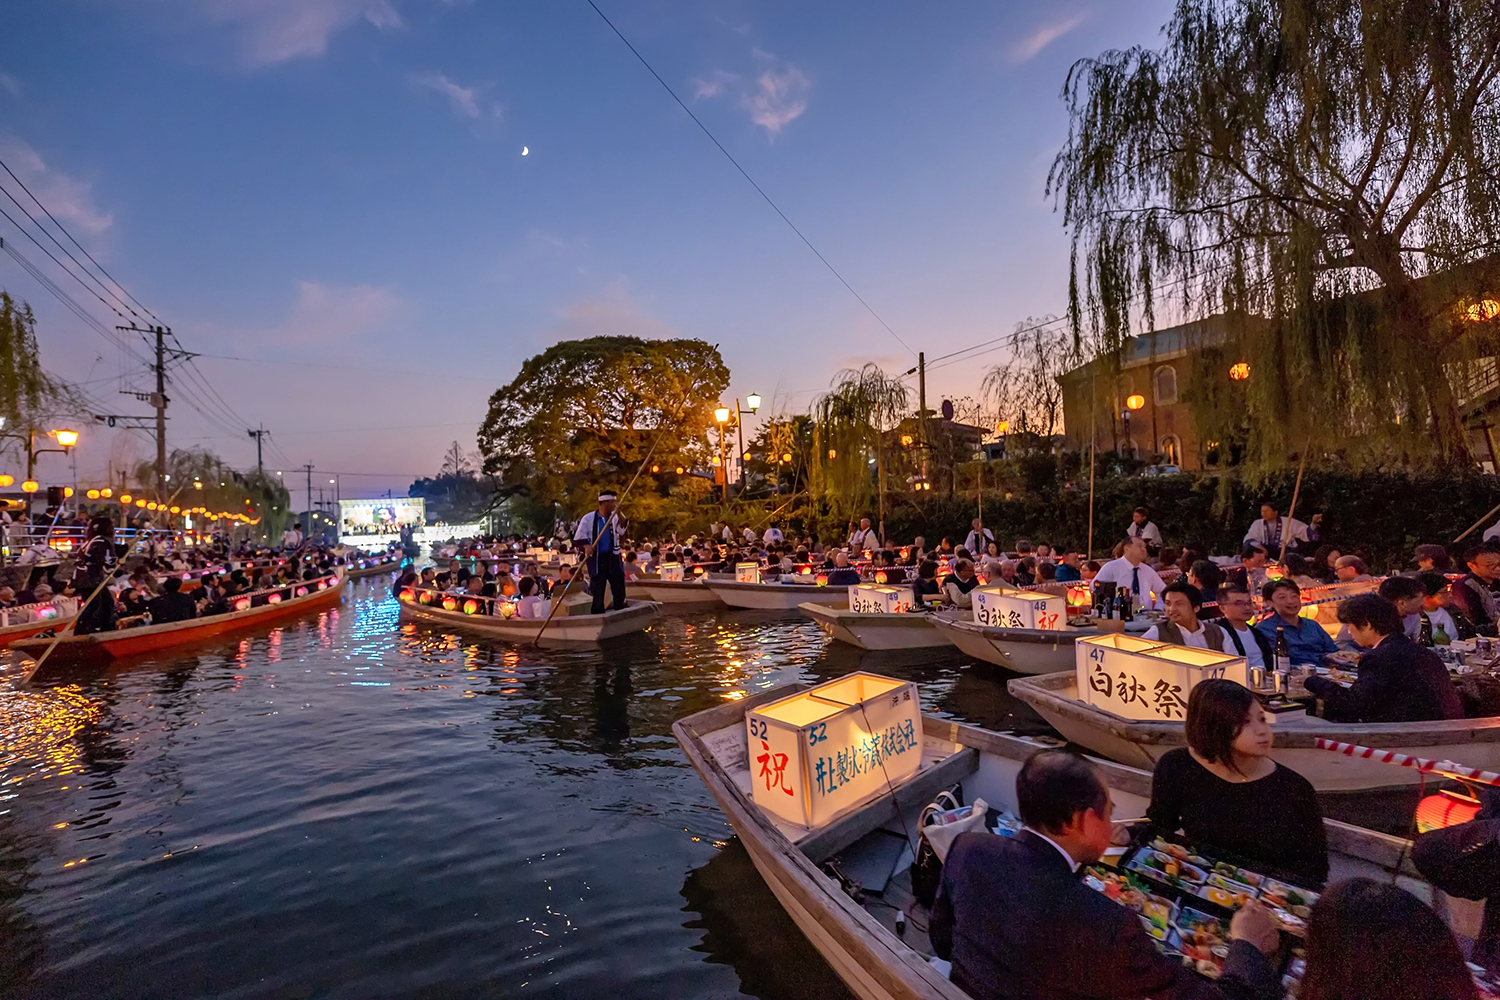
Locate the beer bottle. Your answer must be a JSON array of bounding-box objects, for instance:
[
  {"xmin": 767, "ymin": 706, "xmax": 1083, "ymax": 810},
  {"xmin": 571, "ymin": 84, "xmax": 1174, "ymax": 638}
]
[
  {"xmin": 1418, "ymin": 613, "xmax": 1434, "ymax": 647},
  {"xmin": 1275, "ymin": 626, "xmax": 1292, "ymax": 675}
]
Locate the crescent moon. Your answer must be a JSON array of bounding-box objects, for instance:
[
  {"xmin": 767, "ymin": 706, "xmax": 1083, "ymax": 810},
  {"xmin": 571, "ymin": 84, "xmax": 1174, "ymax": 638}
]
[{"xmin": 522, "ymin": 146, "xmax": 529, "ymax": 156}]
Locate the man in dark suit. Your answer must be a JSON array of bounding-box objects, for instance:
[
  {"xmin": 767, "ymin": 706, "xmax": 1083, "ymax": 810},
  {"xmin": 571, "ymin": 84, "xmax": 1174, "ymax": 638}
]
[
  {"xmin": 1305, "ymin": 593, "xmax": 1463, "ymax": 723},
  {"xmin": 147, "ymin": 576, "xmax": 198, "ymax": 625},
  {"xmin": 929, "ymin": 750, "xmax": 1281, "ymax": 1000}
]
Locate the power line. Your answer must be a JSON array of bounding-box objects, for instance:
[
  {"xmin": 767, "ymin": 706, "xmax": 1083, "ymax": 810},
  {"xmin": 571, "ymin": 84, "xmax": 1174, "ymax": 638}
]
[
  {"xmin": 0, "ymin": 155, "xmax": 164, "ymax": 325},
  {"xmin": 193, "ymin": 351, "xmax": 499, "ymax": 382},
  {"xmin": 584, "ymin": 0, "xmax": 915, "ymax": 359},
  {"xmin": 0, "ymin": 176, "xmax": 141, "ymax": 321}
]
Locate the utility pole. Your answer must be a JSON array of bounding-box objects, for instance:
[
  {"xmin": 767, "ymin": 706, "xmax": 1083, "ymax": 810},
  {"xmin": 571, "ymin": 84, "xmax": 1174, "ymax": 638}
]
[
  {"xmin": 918, "ymin": 351, "xmax": 929, "ymax": 481},
  {"xmin": 302, "ymin": 463, "xmax": 314, "ymax": 535},
  {"xmin": 118, "ymin": 324, "xmax": 194, "ymax": 504},
  {"xmin": 247, "ymin": 426, "xmax": 268, "ymax": 474}
]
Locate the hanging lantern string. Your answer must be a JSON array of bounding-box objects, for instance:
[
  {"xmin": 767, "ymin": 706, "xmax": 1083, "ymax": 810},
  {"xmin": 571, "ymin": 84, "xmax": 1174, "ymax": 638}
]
[{"xmin": 1314, "ymin": 737, "xmax": 1500, "ymax": 789}]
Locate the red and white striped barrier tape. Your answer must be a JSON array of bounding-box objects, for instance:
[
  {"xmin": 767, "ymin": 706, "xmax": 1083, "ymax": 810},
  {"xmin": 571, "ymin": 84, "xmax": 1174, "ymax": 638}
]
[{"xmin": 1314, "ymin": 737, "xmax": 1500, "ymax": 788}]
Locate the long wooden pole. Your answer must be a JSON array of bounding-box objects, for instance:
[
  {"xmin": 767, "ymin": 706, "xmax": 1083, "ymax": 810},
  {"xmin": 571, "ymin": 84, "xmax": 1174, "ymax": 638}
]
[
  {"xmin": 1455, "ymin": 500, "xmax": 1500, "ymax": 544},
  {"xmin": 21, "ymin": 571, "xmax": 115, "ymax": 684},
  {"xmin": 1278, "ymin": 443, "xmax": 1310, "ymax": 564}
]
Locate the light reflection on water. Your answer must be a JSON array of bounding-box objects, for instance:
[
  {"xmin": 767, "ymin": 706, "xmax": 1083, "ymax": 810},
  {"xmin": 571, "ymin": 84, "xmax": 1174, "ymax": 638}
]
[{"xmin": 0, "ymin": 579, "xmax": 1047, "ymax": 999}]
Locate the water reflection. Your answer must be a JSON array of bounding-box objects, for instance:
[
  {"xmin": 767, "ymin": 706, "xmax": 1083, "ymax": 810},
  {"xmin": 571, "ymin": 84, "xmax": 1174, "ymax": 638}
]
[{"xmin": 0, "ymin": 580, "xmax": 1046, "ymax": 998}]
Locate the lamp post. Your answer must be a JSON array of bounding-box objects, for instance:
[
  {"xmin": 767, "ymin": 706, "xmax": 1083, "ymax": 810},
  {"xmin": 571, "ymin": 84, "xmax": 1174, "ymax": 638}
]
[
  {"xmin": 714, "ymin": 406, "xmax": 731, "ymax": 502},
  {"xmin": 1123, "ymin": 394, "xmax": 1145, "ymax": 459},
  {"xmin": 996, "ymin": 420, "xmax": 1009, "ymax": 459},
  {"xmin": 0, "ymin": 426, "xmax": 79, "ymax": 516}
]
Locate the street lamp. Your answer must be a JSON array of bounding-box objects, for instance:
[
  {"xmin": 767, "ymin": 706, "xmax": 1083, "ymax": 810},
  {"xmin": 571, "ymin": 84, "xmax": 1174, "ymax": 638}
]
[
  {"xmin": 713, "ymin": 406, "xmax": 731, "ymax": 501},
  {"xmin": 1123, "ymin": 394, "xmax": 1145, "ymax": 458},
  {"xmin": 0, "ymin": 426, "xmax": 80, "ymax": 514},
  {"xmin": 996, "ymin": 419, "xmax": 1009, "ymax": 459}
]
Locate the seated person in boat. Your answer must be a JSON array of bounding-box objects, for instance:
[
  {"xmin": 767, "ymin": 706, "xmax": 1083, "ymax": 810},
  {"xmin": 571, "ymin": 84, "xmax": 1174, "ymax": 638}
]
[
  {"xmin": 822, "ymin": 551, "xmax": 862, "ymax": 587},
  {"xmin": 1304, "ymin": 594, "xmax": 1463, "ymax": 724},
  {"xmin": 515, "ymin": 577, "xmax": 546, "ymax": 619},
  {"xmin": 1054, "ymin": 549, "xmax": 1083, "ymax": 582},
  {"xmin": 1417, "ymin": 572, "xmax": 1470, "ymax": 640},
  {"xmin": 1333, "ymin": 576, "xmax": 1425, "ymax": 650},
  {"xmin": 1188, "ymin": 559, "xmax": 1225, "ymax": 620},
  {"xmin": 0, "ymin": 585, "xmax": 15, "ymax": 609},
  {"xmin": 1226, "ymin": 544, "xmax": 1269, "ymax": 596},
  {"xmin": 942, "ymin": 558, "xmax": 981, "ymax": 608},
  {"xmin": 195, "ymin": 574, "xmax": 229, "ymax": 616},
  {"xmin": 1142, "ymin": 581, "xmax": 1227, "ymax": 649},
  {"xmin": 1214, "ymin": 584, "xmax": 1271, "ymax": 668},
  {"xmin": 1092, "ymin": 537, "xmax": 1167, "ymax": 610},
  {"xmin": 1148, "ymin": 679, "xmax": 1328, "ymax": 885},
  {"xmin": 912, "ymin": 559, "xmax": 942, "ymax": 608},
  {"xmin": 147, "ymin": 577, "xmax": 198, "ymax": 624},
  {"xmin": 1252, "ymin": 579, "xmax": 1339, "ymax": 667},
  {"xmin": 1449, "ymin": 542, "xmax": 1500, "ymax": 638},
  {"xmin": 931, "ymin": 749, "xmax": 1282, "ymax": 1000}
]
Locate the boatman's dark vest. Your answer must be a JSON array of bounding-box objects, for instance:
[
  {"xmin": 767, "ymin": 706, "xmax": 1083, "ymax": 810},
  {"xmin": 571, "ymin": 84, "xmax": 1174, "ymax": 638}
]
[{"xmin": 1154, "ymin": 618, "xmax": 1227, "ymax": 652}]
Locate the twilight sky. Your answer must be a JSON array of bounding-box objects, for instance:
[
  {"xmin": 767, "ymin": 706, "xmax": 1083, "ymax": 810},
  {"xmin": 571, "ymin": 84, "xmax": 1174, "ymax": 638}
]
[{"xmin": 0, "ymin": 0, "xmax": 1175, "ymax": 504}]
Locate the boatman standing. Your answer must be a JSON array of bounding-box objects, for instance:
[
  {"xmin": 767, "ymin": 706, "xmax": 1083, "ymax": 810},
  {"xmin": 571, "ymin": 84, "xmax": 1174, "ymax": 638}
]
[{"xmin": 575, "ymin": 490, "xmax": 629, "ymax": 615}]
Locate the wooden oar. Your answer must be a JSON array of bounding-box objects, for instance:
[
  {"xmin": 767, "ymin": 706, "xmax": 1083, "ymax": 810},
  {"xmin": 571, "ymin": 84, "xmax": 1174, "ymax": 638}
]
[
  {"xmin": 19, "ymin": 571, "xmax": 115, "ymax": 685},
  {"xmin": 1455, "ymin": 500, "xmax": 1500, "ymax": 545},
  {"xmin": 1278, "ymin": 442, "xmax": 1310, "ymax": 564}
]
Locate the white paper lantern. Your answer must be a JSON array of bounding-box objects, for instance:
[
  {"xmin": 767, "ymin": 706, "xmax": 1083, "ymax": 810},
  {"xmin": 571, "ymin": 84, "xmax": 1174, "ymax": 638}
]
[
  {"xmin": 746, "ymin": 672, "xmax": 923, "ymax": 829},
  {"xmin": 1076, "ymin": 633, "xmax": 1247, "ymax": 722},
  {"xmin": 971, "ymin": 584, "xmax": 1066, "ymax": 630},
  {"xmin": 659, "ymin": 562, "xmax": 684, "ymax": 582},
  {"xmin": 736, "ymin": 562, "xmax": 761, "ymax": 584},
  {"xmin": 848, "ymin": 583, "xmax": 911, "ymax": 614}
]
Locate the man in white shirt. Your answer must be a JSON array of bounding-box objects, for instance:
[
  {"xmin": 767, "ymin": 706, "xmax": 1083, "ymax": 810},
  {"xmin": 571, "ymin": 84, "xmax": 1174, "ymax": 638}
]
[
  {"xmin": 1142, "ymin": 581, "xmax": 1226, "ymax": 649},
  {"xmin": 847, "ymin": 518, "xmax": 878, "ymax": 554},
  {"xmin": 1124, "ymin": 506, "xmax": 1162, "ymax": 547},
  {"xmin": 1215, "ymin": 583, "xmax": 1269, "ymax": 668},
  {"xmin": 762, "ymin": 526, "xmax": 783, "ymax": 544},
  {"xmin": 742, "ymin": 526, "xmax": 757, "ymax": 543},
  {"xmin": 1091, "ymin": 537, "xmax": 1166, "ymax": 610},
  {"xmin": 1243, "ymin": 502, "xmax": 1319, "ymax": 553},
  {"xmin": 281, "ymin": 523, "xmax": 303, "ymax": 550},
  {"xmin": 963, "ymin": 518, "xmax": 994, "ymax": 556}
]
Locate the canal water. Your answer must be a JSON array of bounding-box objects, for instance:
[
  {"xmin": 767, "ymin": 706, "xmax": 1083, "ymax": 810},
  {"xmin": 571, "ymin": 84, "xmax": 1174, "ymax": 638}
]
[{"xmin": 0, "ymin": 578, "xmax": 1051, "ymax": 1000}]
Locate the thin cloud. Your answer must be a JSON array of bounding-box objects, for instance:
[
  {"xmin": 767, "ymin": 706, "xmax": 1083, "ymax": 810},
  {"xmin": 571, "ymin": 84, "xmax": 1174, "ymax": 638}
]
[
  {"xmin": 695, "ymin": 52, "xmax": 810, "ymax": 138},
  {"xmin": 411, "ymin": 72, "xmax": 494, "ymax": 119},
  {"xmin": 259, "ymin": 280, "xmax": 406, "ymax": 346},
  {"xmin": 202, "ymin": 0, "xmax": 403, "ymax": 66},
  {"xmin": 0, "ymin": 74, "xmax": 20, "ymax": 98},
  {"xmin": 1012, "ymin": 12, "xmax": 1087, "ymax": 63},
  {"xmin": 0, "ymin": 137, "xmax": 112, "ymax": 235}
]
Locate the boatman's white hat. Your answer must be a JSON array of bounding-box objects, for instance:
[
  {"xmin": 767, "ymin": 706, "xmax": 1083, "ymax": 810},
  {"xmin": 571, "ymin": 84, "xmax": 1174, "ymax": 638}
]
[{"xmin": 598, "ymin": 490, "xmax": 618, "ymax": 501}]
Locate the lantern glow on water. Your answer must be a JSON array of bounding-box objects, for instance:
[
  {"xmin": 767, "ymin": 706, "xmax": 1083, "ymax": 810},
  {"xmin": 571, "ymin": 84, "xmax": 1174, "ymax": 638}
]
[
  {"xmin": 1076, "ymin": 633, "xmax": 1246, "ymax": 722},
  {"xmin": 745, "ymin": 672, "xmax": 923, "ymax": 829}
]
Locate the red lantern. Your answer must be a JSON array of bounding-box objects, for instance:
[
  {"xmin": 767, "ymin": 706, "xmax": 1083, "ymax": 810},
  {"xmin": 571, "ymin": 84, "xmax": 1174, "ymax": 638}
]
[
  {"xmin": 296, "ymin": 586, "xmax": 309, "ymax": 597},
  {"xmin": 442, "ymin": 596, "xmax": 459, "ymax": 611},
  {"xmin": 499, "ymin": 601, "xmax": 517, "ymax": 619},
  {"xmin": 398, "ymin": 588, "xmax": 416, "ymax": 603},
  {"xmin": 1416, "ymin": 789, "xmax": 1482, "ymax": 833},
  {"xmin": 874, "ymin": 570, "xmax": 888, "ymax": 584},
  {"xmin": 234, "ymin": 597, "xmax": 251, "ymax": 612},
  {"xmin": 463, "ymin": 599, "xmax": 480, "ymax": 615},
  {"xmin": 419, "ymin": 591, "xmax": 435, "ymax": 605},
  {"xmin": 268, "ymin": 593, "xmax": 283, "ymax": 604},
  {"xmin": 815, "ymin": 573, "xmax": 829, "ymax": 587}
]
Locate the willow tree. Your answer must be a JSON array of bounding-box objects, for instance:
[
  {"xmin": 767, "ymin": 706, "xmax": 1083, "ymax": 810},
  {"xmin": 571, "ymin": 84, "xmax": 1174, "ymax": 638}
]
[
  {"xmin": 981, "ymin": 316, "xmax": 1079, "ymax": 445},
  {"xmin": 813, "ymin": 365, "xmax": 910, "ymax": 537},
  {"xmin": 1050, "ymin": 0, "xmax": 1500, "ymax": 468}
]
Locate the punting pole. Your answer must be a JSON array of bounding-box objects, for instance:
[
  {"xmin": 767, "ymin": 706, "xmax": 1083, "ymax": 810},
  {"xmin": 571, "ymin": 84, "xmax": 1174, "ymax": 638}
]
[
  {"xmin": 19, "ymin": 571, "xmax": 116, "ymax": 685},
  {"xmin": 532, "ymin": 397, "xmax": 686, "ymax": 646},
  {"xmin": 1314, "ymin": 737, "xmax": 1500, "ymax": 788},
  {"xmin": 1455, "ymin": 500, "xmax": 1500, "ymax": 545},
  {"xmin": 1278, "ymin": 444, "xmax": 1309, "ymax": 564}
]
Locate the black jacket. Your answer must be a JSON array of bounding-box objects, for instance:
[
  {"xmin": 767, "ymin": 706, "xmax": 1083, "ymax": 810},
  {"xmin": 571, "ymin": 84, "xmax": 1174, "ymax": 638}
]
[
  {"xmin": 147, "ymin": 591, "xmax": 198, "ymax": 625},
  {"xmin": 1304, "ymin": 632, "xmax": 1463, "ymax": 723},
  {"xmin": 929, "ymin": 830, "xmax": 1279, "ymax": 1000}
]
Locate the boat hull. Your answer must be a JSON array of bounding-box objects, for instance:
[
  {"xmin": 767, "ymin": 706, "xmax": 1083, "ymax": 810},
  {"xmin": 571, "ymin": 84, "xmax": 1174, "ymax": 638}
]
[
  {"xmin": 708, "ymin": 581, "xmax": 848, "ymax": 611},
  {"xmin": 798, "ymin": 604, "xmax": 952, "ymax": 650},
  {"xmin": 626, "ymin": 580, "xmax": 726, "ymax": 606},
  {"xmin": 927, "ymin": 616, "xmax": 1088, "ymax": 674},
  {"xmin": 346, "ymin": 559, "xmax": 403, "ymax": 580},
  {"xmin": 12, "ymin": 575, "xmax": 347, "ymax": 672},
  {"xmin": 1009, "ymin": 669, "xmax": 1500, "ymax": 793},
  {"xmin": 398, "ymin": 598, "xmax": 659, "ymax": 643},
  {"xmin": 0, "ymin": 615, "xmax": 78, "ymax": 649}
]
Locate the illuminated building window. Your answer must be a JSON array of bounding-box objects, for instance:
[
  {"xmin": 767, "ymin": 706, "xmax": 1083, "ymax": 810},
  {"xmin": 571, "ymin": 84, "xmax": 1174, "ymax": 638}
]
[{"xmin": 1159, "ymin": 434, "xmax": 1181, "ymax": 466}]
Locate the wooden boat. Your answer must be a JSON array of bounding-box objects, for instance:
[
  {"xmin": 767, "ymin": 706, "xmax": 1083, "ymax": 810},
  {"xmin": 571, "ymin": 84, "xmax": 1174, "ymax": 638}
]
[
  {"xmin": 627, "ymin": 577, "xmax": 727, "ymax": 607},
  {"xmin": 1009, "ymin": 668, "xmax": 1500, "ymax": 793},
  {"xmin": 799, "ymin": 603, "xmax": 955, "ymax": 650},
  {"xmin": 707, "ymin": 579, "xmax": 849, "ymax": 611},
  {"xmin": 12, "ymin": 571, "xmax": 346, "ymax": 674},
  {"xmin": 345, "ymin": 556, "xmax": 404, "ymax": 580},
  {"xmin": 926, "ymin": 615, "xmax": 1134, "ymax": 674},
  {"xmin": 674, "ymin": 680, "xmax": 1476, "ymax": 1000},
  {"xmin": 397, "ymin": 587, "xmax": 659, "ymax": 643},
  {"xmin": 0, "ymin": 600, "xmax": 78, "ymax": 649}
]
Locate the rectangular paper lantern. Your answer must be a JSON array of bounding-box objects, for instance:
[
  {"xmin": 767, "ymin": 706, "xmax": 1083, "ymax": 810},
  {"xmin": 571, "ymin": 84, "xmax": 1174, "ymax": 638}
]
[
  {"xmin": 746, "ymin": 671, "xmax": 923, "ymax": 829},
  {"xmin": 560, "ymin": 553, "xmax": 577, "ymax": 566},
  {"xmin": 848, "ymin": 584, "xmax": 910, "ymax": 614},
  {"xmin": 971, "ymin": 584, "xmax": 1065, "ymax": 631},
  {"xmin": 1076, "ymin": 634, "xmax": 1247, "ymax": 722},
  {"xmin": 736, "ymin": 562, "xmax": 761, "ymax": 584},
  {"xmin": 659, "ymin": 562, "xmax": 684, "ymax": 582}
]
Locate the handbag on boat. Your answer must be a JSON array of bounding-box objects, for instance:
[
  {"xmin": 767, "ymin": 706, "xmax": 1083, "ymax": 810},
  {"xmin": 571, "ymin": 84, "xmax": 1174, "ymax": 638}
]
[{"xmin": 911, "ymin": 789, "xmax": 990, "ymax": 907}]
